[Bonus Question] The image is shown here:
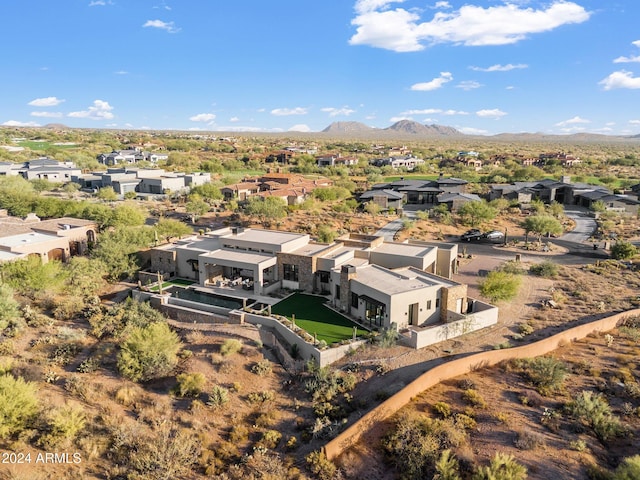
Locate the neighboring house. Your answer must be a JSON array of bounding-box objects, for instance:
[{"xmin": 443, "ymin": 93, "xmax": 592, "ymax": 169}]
[
  {"xmin": 22, "ymin": 164, "xmax": 82, "ymax": 181},
  {"xmin": 221, "ymin": 182, "xmax": 261, "ymax": 201},
  {"xmin": 138, "ymin": 175, "xmax": 188, "ymax": 195},
  {"xmin": 575, "ymin": 191, "xmax": 640, "ymax": 215},
  {"xmin": 361, "ymin": 175, "xmax": 468, "ymax": 209},
  {"xmin": 148, "ymin": 227, "xmax": 495, "ymax": 336},
  {"xmin": 0, "ymin": 213, "xmax": 97, "ymax": 263},
  {"xmin": 371, "ymin": 155, "xmax": 425, "ymax": 171},
  {"xmin": 221, "ymin": 174, "xmax": 331, "ymax": 202},
  {"xmin": 316, "ymin": 153, "xmax": 359, "ymax": 167},
  {"xmin": 489, "ymin": 177, "xmax": 612, "ymax": 207},
  {"xmin": 437, "ymin": 193, "xmax": 482, "ymax": 212},
  {"xmin": 358, "ymin": 189, "xmax": 404, "ymax": 210},
  {"xmin": 97, "ymin": 149, "xmax": 169, "ymax": 166}
]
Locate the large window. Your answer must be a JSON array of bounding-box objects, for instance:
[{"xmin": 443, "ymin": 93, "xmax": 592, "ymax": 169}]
[
  {"xmin": 365, "ymin": 300, "xmax": 385, "ymax": 327},
  {"xmin": 283, "ymin": 264, "xmax": 299, "ymax": 282},
  {"xmin": 351, "ymin": 293, "xmax": 359, "ymax": 309}
]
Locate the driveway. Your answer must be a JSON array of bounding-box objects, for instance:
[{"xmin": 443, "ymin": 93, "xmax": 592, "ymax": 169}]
[{"xmin": 560, "ymin": 208, "xmax": 597, "ymax": 244}]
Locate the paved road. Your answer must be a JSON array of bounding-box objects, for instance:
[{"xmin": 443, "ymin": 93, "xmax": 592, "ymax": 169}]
[{"xmin": 559, "ymin": 208, "xmax": 597, "ymax": 244}]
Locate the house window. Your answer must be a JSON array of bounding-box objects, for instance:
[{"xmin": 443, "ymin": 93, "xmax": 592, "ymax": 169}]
[
  {"xmin": 351, "ymin": 293, "xmax": 358, "ymax": 309},
  {"xmin": 365, "ymin": 300, "xmax": 385, "ymax": 327},
  {"xmin": 283, "ymin": 264, "xmax": 299, "ymax": 282},
  {"xmin": 335, "ymin": 285, "xmax": 340, "ymax": 300},
  {"xmin": 436, "ymin": 298, "xmax": 440, "ymax": 308},
  {"xmin": 427, "ymin": 300, "xmax": 432, "ymax": 310},
  {"xmin": 187, "ymin": 259, "xmax": 199, "ymax": 272},
  {"xmin": 319, "ymin": 271, "xmax": 330, "ymax": 284}
]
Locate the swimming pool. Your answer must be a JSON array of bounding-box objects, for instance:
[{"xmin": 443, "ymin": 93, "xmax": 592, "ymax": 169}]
[{"xmin": 166, "ymin": 286, "xmax": 255, "ymax": 310}]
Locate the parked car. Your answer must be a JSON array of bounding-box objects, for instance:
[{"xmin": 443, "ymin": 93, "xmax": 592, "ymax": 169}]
[
  {"xmin": 484, "ymin": 230, "xmax": 505, "ymax": 241},
  {"xmin": 460, "ymin": 229, "xmax": 483, "ymax": 241}
]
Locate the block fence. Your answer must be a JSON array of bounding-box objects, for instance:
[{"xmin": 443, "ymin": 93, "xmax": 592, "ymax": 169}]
[{"xmin": 323, "ymin": 308, "xmax": 640, "ymax": 461}]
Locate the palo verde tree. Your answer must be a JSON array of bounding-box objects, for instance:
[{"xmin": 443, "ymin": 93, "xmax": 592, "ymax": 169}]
[
  {"xmin": 457, "ymin": 200, "xmax": 497, "ymax": 228},
  {"xmin": 521, "ymin": 215, "xmax": 563, "ymax": 243}
]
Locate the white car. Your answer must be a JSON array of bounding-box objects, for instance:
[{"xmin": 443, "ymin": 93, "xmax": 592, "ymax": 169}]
[{"xmin": 484, "ymin": 230, "xmax": 505, "ymax": 240}]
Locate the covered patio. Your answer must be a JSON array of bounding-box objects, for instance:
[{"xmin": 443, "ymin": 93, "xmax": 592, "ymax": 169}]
[{"xmin": 198, "ymin": 249, "xmax": 280, "ymax": 295}]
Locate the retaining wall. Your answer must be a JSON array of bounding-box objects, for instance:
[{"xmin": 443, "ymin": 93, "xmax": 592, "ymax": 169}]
[{"xmin": 323, "ymin": 308, "xmax": 640, "ymax": 461}]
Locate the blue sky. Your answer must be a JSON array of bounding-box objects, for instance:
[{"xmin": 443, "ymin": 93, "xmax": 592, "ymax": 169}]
[{"xmin": 1, "ymin": 0, "xmax": 639, "ymax": 135}]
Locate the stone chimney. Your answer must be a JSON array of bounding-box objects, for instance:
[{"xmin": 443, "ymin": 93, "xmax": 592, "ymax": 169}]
[{"xmin": 339, "ymin": 265, "xmax": 357, "ymax": 312}]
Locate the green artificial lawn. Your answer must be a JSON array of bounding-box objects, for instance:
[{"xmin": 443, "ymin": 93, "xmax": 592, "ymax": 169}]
[{"xmin": 271, "ymin": 293, "xmax": 368, "ymax": 344}]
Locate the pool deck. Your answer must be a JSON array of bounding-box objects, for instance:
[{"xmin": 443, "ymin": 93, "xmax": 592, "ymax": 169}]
[{"xmin": 191, "ymin": 284, "xmax": 282, "ymax": 307}]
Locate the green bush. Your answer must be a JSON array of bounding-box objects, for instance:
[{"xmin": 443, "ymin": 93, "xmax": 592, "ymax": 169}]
[
  {"xmin": 480, "ymin": 271, "xmax": 521, "ymax": 302},
  {"xmin": 473, "ymin": 452, "xmax": 527, "ymax": 480},
  {"xmin": 174, "ymin": 372, "xmax": 206, "ymax": 398},
  {"xmin": 611, "ymin": 454, "xmax": 640, "ymax": 480},
  {"xmin": 246, "ymin": 390, "xmax": 276, "ymax": 406},
  {"xmin": 433, "ymin": 401, "xmax": 452, "ymax": 418},
  {"xmin": 207, "ymin": 385, "xmax": 229, "ymax": 409},
  {"xmin": 611, "ymin": 241, "xmax": 637, "ymax": 260},
  {"xmin": 305, "ymin": 450, "xmax": 337, "ymax": 480},
  {"xmin": 434, "ymin": 449, "xmax": 461, "ymax": 480},
  {"xmin": 220, "ymin": 339, "xmax": 243, "ymax": 356},
  {"xmin": 0, "ymin": 374, "xmax": 39, "ymax": 439},
  {"xmin": 117, "ymin": 322, "xmax": 183, "ymax": 382},
  {"xmin": 462, "ymin": 389, "xmax": 487, "ymax": 408},
  {"xmin": 565, "ymin": 390, "xmax": 622, "ymax": 442},
  {"xmin": 512, "ymin": 357, "xmax": 568, "ymax": 395},
  {"xmin": 529, "ymin": 261, "xmax": 559, "ymax": 278},
  {"xmin": 259, "ymin": 430, "xmax": 282, "ymax": 449},
  {"xmin": 40, "ymin": 404, "xmax": 86, "ymax": 448}
]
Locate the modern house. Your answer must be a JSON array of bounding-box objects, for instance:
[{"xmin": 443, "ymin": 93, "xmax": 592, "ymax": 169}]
[
  {"xmin": 96, "ymin": 149, "xmax": 169, "ymax": 166},
  {"xmin": 147, "ymin": 227, "xmax": 496, "ymax": 335},
  {"xmin": 0, "ymin": 157, "xmax": 80, "ymax": 182},
  {"xmin": 370, "ymin": 155, "xmax": 425, "ymax": 171},
  {"xmin": 359, "ymin": 176, "xmax": 469, "ymax": 210}
]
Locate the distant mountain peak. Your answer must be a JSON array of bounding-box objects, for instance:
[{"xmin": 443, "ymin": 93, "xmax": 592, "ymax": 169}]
[
  {"xmin": 321, "ymin": 121, "xmax": 373, "ymax": 133},
  {"xmin": 385, "ymin": 120, "xmax": 461, "ymax": 136}
]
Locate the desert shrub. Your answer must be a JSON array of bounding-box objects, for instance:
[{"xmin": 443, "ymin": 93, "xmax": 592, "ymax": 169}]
[
  {"xmin": 259, "ymin": 430, "xmax": 282, "ymax": 449},
  {"xmin": 251, "ymin": 359, "xmax": 272, "ymax": 377},
  {"xmin": 0, "ymin": 374, "xmax": 39, "ymax": 439},
  {"xmin": 208, "ymin": 385, "xmax": 229, "ymax": 409},
  {"xmin": 611, "ymin": 454, "xmax": 640, "ymax": 480},
  {"xmin": 115, "ymin": 385, "xmax": 142, "ymax": 407},
  {"xmin": 39, "ymin": 404, "xmax": 86, "ymax": 448},
  {"xmin": 500, "ymin": 260, "xmax": 526, "ymax": 275},
  {"xmin": 76, "ymin": 356, "xmax": 100, "ymax": 373},
  {"xmin": 253, "ymin": 409, "xmax": 280, "ymax": 428},
  {"xmin": 473, "ymin": 452, "xmax": 527, "ymax": 480},
  {"xmin": 228, "ymin": 424, "xmax": 249, "ymax": 443},
  {"xmin": 433, "ymin": 401, "xmax": 452, "ymax": 418},
  {"xmin": 512, "ymin": 357, "xmax": 568, "ymax": 395},
  {"xmin": 569, "ymin": 439, "xmax": 588, "ymax": 452},
  {"xmin": 434, "ymin": 449, "xmax": 461, "ymax": 480},
  {"xmin": 117, "ymin": 322, "xmax": 182, "ymax": 382},
  {"xmin": 618, "ymin": 326, "xmax": 640, "ymax": 342},
  {"xmin": 611, "ymin": 241, "xmax": 637, "ymax": 260},
  {"xmin": 514, "ymin": 429, "xmax": 546, "ymax": 450},
  {"xmin": 224, "ymin": 449, "xmax": 300, "ymax": 480},
  {"xmin": 128, "ymin": 423, "xmax": 200, "ymax": 479},
  {"xmin": 246, "ymin": 390, "xmax": 276, "ymax": 406},
  {"xmin": 382, "ymin": 411, "xmax": 468, "ymax": 480},
  {"xmin": 174, "ymin": 372, "xmax": 206, "ymax": 398},
  {"xmin": 479, "ymin": 271, "xmax": 521, "ymax": 302},
  {"xmin": 518, "ymin": 390, "xmax": 544, "ymax": 408},
  {"xmin": 565, "ymin": 390, "xmax": 622, "ymax": 442},
  {"xmin": 374, "ymin": 322, "xmax": 399, "ymax": 348},
  {"xmin": 518, "ymin": 323, "xmax": 535, "ymax": 336},
  {"xmin": 220, "ymin": 339, "xmax": 243, "ymax": 356},
  {"xmin": 304, "ymin": 365, "xmax": 357, "ymax": 403},
  {"xmin": 462, "ymin": 389, "xmax": 487, "ymax": 408},
  {"xmin": 529, "ymin": 261, "xmax": 559, "ymax": 278},
  {"xmin": 306, "ymin": 450, "xmax": 337, "ymax": 480}
]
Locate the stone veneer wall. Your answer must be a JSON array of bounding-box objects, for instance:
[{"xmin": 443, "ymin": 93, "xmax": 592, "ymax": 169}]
[
  {"xmin": 323, "ymin": 308, "xmax": 640, "ymax": 461},
  {"xmin": 277, "ymin": 253, "xmax": 316, "ymax": 292},
  {"xmin": 440, "ymin": 284, "xmax": 468, "ymax": 322}
]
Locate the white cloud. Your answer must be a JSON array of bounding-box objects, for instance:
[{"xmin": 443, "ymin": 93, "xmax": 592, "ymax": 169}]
[
  {"xmin": 629, "ymin": 119, "xmax": 640, "ymax": 125},
  {"xmin": 555, "ymin": 116, "xmax": 590, "ymax": 127},
  {"xmin": 28, "ymin": 96, "xmax": 65, "ymax": 107},
  {"xmin": 401, "ymin": 108, "xmax": 468, "ymax": 115},
  {"xmin": 456, "ymin": 80, "xmax": 482, "ymax": 90},
  {"xmin": 30, "ymin": 111, "xmax": 63, "ymax": 118},
  {"xmin": 68, "ymin": 100, "xmax": 115, "ymax": 120},
  {"xmin": 458, "ymin": 126, "xmax": 489, "ymax": 135},
  {"xmin": 599, "ymin": 71, "xmax": 640, "ymax": 90},
  {"xmin": 230, "ymin": 117, "xmax": 240, "ymax": 122},
  {"xmin": 143, "ymin": 19, "xmax": 180, "ymax": 33},
  {"xmin": 476, "ymin": 109, "xmax": 507, "ymax": 118},
  {"xmin": 410, "ymin": 72, "xmax": 452, "ymax": 91},
  {"xmin": 470, "ymin": 63, "xmax": 528, "ymax": 72},
  {"xmin": 288, "ymin": 124, "xmax": 312, "ymax": 132},
  {"xmin": 89, "ymin": 0, "xmax": 113, "ymax": 6},
  {"xmin": 321, "ymin": 107, "xmax": 356, "ymax": 117},
  {"xmin": 613, "ymin": 40, "xmax": 640, "ymax": 63},
  {"xmin": 270, "ymin": 107, "xmax": 308, "ymax": 116},
  {"xmin": 114, "ymin": 70, "xmax": 129, "ymax": 75},
  {"xmin": 2, "ymin": 120, "xmax": 41, "ymax": 127},
  {"xmin": 434, "ymin": 1, "xmax": 451, "ymax": 9},
  {"xmin": 557, "ymin": 126, "xmax": 587, "ymax": 133},
  {"xmin": 350, "ymin": 1, "xmax": 590, "ymax": 52},
  {"xmin": 390, "ymin": 116, "xmax": 412, "ymax": 122},
  {"xmin": 189, "ymin": 113, "xmax": 216, "ymax": 122}
]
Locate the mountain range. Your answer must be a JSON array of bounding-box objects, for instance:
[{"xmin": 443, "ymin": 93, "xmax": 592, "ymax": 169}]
[{"xmin": 321, "ymin": 120, "xmax": 640, "ymax": 141}]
